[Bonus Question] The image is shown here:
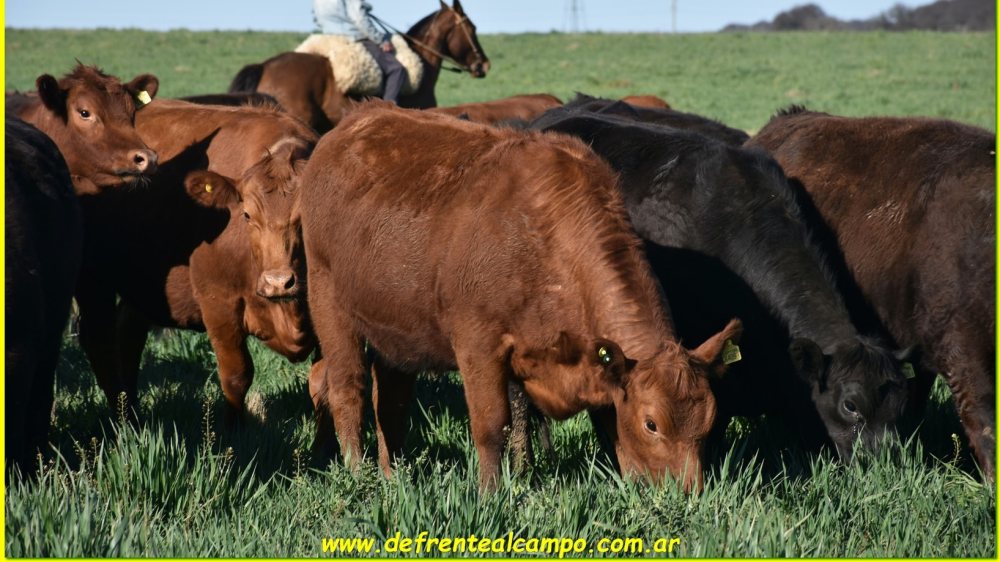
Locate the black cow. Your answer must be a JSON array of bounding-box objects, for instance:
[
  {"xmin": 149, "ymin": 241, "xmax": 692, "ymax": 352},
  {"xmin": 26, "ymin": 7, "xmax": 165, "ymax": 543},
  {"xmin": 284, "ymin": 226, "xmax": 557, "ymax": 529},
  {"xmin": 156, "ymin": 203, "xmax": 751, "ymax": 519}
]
[
  {"xmin": 559, "ymin": 93, "xmax": 750, "ymax": 145},
  {"xmin": 5, "ymin": 116, "xmax": 83, "ymax": 478},
  {"xmin": 530, "ymin": 109, "xmax": 912, "ymax": 459}
]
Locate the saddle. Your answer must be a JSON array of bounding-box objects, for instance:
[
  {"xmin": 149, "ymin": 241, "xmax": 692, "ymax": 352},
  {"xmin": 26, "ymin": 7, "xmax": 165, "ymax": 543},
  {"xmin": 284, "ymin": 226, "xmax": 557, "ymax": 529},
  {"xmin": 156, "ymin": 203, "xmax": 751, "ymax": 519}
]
[{"xmin": 294, "ymin": 34, "xmax": 424, "ymax": 96}]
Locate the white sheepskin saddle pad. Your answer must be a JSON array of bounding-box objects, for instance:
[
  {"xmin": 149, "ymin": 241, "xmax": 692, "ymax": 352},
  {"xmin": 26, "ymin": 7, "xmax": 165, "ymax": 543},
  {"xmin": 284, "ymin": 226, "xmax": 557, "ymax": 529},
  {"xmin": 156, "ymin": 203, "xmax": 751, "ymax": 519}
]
[{"xmin": 295, "ymin": 34, "xmax": 424, "ymax": 96}]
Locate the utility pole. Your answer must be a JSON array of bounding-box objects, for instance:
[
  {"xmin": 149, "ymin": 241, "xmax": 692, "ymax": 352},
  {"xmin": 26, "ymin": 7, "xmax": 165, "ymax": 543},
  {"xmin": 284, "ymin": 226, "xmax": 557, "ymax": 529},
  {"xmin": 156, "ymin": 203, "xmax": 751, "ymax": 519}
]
[
  {"xmin": 566, "ymin": 0, "xmax": 585, "ymax": 32},
  {"xmin": 671, "ymin": 0, "xmax": 677, "ymax": 33}
]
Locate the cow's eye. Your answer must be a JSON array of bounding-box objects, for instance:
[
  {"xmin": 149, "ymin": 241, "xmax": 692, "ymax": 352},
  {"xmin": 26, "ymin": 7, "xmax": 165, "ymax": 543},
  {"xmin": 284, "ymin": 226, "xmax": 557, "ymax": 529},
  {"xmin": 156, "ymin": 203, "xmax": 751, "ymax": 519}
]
[
  {"xmin": 79, "ymin": 109, "xmax": 91, "ymax": 119},
  {"xmin": 644, "ymin": 419, "xmax": 657, "ymax": 434}
]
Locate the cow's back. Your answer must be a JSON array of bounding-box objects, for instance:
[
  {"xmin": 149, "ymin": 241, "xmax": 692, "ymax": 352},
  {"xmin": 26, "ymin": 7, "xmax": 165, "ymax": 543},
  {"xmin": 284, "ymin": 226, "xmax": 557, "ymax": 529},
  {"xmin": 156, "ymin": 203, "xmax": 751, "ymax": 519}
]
[
  {"xmin": 301, "ymin": 104, "xmax": 646, "ymax": 367},
  {"xmin": 5, "ymin": 117, "xmax": 83, "ymax": 475}
]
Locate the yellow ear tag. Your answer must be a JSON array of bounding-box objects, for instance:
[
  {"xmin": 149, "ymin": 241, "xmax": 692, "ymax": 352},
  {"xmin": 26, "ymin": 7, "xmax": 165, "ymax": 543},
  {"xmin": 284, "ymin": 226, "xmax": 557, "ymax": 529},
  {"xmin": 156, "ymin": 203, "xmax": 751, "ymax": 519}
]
[
  {"xmin": 204, "ymin": 183, "xmax": 213, "ymax": 193},
  {"xmin": 597, "ymin": 346, "xmax": 613, "ymax": 365},
  {"xmin": 901, "ymin": 362, "xmax": 916, "ymax": 380},
  {"xmin": 136, "ymin": 90, "xmax": 152, "ymax": 105},
  {"xmin": 722, "ymin": 339, "xmax": 742, "ymax": 365}
]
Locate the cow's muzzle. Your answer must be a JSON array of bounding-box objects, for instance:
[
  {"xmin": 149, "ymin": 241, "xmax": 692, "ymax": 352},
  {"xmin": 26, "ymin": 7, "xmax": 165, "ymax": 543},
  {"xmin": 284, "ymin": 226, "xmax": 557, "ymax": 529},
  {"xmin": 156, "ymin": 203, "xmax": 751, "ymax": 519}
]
[{"xmin": 257, "ymin": 268, "xmax": 300, "ymax": 300}]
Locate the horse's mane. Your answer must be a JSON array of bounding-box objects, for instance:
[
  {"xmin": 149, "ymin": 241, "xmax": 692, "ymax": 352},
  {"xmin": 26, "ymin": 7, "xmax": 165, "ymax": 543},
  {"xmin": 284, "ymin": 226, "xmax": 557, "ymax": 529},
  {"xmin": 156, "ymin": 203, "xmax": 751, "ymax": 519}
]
[{"xmin": 406, "ymin": 9, "xmax": 442, "ymax": 37}]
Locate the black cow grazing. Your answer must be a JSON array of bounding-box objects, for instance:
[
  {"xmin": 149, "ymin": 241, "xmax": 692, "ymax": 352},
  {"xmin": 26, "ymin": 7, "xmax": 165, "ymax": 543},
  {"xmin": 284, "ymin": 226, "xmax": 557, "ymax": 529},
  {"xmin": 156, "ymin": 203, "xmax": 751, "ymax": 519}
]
[
  {"xmin": 559, "ymin": 93, "xmax": 750, "ymax": 145},
  {"xmin": 5, "ymin": 116, "xmax": 83, "ymax": 479},
  {"xmin": 749, "ymin": 106, "xmax": 995, "ymax": 479},
  {"xmin": 531, "ymin": 109, "xmax": 912, "ymax": 459}
]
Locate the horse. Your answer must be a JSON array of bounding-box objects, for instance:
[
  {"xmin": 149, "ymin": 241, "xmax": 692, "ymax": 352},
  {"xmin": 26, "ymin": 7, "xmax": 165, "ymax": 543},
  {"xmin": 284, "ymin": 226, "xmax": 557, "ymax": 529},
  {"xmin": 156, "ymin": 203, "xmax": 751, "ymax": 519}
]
[{"xmin": 228, "ymin": 0, "xmax": 490, "ymax": 133}]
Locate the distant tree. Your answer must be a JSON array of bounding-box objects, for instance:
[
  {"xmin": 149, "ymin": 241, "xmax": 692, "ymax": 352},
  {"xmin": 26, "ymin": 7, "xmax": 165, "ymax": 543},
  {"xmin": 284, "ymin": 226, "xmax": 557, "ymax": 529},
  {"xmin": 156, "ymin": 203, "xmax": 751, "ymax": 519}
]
[{"xmin": 720, "ymin": 0, "xmax": 994, "ymax": 32}]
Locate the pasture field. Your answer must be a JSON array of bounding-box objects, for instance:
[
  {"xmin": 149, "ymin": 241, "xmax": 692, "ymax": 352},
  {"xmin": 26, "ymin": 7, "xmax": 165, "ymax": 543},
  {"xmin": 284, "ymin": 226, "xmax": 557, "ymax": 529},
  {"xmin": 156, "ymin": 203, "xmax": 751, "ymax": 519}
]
[{"xmin": 4, "ymin": 28, "xmax": 997, "ymax": 557}]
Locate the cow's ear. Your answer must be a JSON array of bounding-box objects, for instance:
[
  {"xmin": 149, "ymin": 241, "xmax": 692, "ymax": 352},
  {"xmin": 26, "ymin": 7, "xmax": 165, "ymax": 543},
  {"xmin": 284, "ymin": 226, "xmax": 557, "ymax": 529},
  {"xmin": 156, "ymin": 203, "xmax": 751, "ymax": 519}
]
[
  {"xmin": 184, "ymin": 170, "xmax": 240, "ymax": 209},
  {"xmin": 689, "ymin": 318, "xmax": 743, "ymax": 379},
  {"xmin": 592, "ymin": 338, "xmax": 637, "ymax": 386},
  {"xmin": 36, "ymin": 74, "xmax": 67, "ymax": 119},
  {"xmin": 789, "ymin": 338, "xmax": 828, "ymax": 389},
  {"xmin": 126, "ymin": 74, "xmax": 159, "ymax": 102}
]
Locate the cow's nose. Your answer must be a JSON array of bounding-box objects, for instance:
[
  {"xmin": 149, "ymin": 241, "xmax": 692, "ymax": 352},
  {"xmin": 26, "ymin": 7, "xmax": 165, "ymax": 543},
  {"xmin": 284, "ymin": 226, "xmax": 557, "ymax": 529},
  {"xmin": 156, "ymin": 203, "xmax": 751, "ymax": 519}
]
[
  {"xmin": 129, "ymin": 149, "xmax": 158, "ymax": 175},
  {"xmin": 259, "ymin": 269, "xmax": 297, "ymax": 298}
]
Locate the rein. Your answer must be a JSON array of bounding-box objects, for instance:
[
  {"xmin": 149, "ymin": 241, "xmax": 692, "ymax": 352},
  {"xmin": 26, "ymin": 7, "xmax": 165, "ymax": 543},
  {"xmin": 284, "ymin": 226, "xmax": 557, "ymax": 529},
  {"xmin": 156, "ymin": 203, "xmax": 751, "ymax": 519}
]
[{"xmin": 370, "ymin": 12, "xmax": 483, "ymax": 75}]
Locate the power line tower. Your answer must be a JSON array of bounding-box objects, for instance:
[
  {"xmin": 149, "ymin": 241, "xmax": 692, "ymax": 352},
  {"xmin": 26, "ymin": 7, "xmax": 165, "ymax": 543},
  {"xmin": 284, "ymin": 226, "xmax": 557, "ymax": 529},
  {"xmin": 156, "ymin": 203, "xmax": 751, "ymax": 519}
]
[
  {"xmin": 672, "ymin": 0, "xmax": 677, "ymax": 33},
  {"xmin": 565, "ymin": 0, "xmax": 585, "ymax": 32}
]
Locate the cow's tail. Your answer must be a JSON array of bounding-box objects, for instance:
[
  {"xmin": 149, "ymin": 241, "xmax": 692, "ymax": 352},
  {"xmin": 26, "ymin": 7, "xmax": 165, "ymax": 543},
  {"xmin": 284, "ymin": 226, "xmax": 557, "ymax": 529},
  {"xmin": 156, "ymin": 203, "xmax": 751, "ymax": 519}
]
[{"xmin": 228, "ymin": 63, "xmax": 265, "ymax": 93}]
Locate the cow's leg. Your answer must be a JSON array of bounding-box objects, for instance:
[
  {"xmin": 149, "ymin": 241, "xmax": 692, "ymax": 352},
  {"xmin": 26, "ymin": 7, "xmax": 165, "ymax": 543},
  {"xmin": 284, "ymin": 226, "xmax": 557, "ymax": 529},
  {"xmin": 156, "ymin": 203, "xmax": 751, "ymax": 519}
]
[
  {"xmin": 201, "ymin": 302, "xmax": 254, "ymax": 429},
  {"xmin": 588, "ymin": 406, "xmax": 622, "ymax": 472},
  {"xmin": 945, "ymin": 359, "xmax": 995, "ymax": 481},
  {"xmin": 75, "ymin": 285, "xmax": 125, "ymax": 408},
  {"xmin": 308, "ymin": 354, "xmax": 341, "ymax": 462},
  {"xmin": 507, "ymin": 382, "xmax": 535, "ymax": 473},
  {"xmin": 114, "ymin": 303, "xmax": 150, "ymax": 421},
  {"xmin": 371, "ymin": 354, "xmax": 416, "ymax": 477},
  {"xmin": 456, "ymin": 353, "xmax": 512, "ymax": 491},
  {"xmin": 309, "ymin": 303, "xmax": 366, "ymax": 469}
]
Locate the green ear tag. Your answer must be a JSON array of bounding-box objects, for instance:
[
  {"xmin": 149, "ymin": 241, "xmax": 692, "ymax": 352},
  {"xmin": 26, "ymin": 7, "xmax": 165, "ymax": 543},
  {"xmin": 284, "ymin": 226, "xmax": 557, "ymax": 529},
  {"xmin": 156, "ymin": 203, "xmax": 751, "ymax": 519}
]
[
  {"xmin": 136, "ymin": 90, "xmax": 152, "ymax": 105},
  {"xmin": 722, "ymin": 339, "xmax": 742, "ymax": 365},
  {"xmin": 901, "ymin": 362, "xmax": 916, "ymax": 380}
]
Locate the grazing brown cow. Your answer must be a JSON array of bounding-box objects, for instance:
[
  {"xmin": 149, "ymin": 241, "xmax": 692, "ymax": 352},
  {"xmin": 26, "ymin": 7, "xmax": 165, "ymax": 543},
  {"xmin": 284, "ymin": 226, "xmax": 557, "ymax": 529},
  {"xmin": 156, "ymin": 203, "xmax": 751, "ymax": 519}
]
[
  {"xmin": 300, "ymin": 103, "xmax": 742, "ymax": 491},
  {"xmin": 7, "ymin": 64, "xmax": 159, "ymax": 194},
  {"xmin": 749, "ymin": 106, "xmax": 995, "ymax": 479},
  {"xmin": 74, "ymin": 99, "xmax": 317, "ymax": 424},
  {"xmin": 620, "ymin": 95, "xmax": 671, "ymax": 109},
  {"xmin": 429, "ymin": 93, "xmax": 563, "ymax": 124}
]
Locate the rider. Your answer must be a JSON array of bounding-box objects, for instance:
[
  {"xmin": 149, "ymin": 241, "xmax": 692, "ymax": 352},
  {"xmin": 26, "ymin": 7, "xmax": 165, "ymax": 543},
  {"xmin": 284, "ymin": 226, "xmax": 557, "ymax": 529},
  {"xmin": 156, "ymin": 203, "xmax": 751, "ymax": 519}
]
[{"xmin": 312, "ymin": 0, "xmax": 406, "ymax": 103}]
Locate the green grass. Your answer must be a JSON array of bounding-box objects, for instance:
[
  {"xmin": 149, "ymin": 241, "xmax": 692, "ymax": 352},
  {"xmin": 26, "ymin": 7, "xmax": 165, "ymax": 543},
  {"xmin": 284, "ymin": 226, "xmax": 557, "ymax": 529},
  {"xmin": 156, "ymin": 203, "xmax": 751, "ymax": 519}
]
[
  {"xmin": 5, "ymin": 334, "xmax": 994, "ymax": 557},
  {"xmin": 4, "ymin": 28, "xmax": 996, "ymax": 557},
  {"xmin": 5, "ymin": 29, "xmax": 995, "ymax": 132}
]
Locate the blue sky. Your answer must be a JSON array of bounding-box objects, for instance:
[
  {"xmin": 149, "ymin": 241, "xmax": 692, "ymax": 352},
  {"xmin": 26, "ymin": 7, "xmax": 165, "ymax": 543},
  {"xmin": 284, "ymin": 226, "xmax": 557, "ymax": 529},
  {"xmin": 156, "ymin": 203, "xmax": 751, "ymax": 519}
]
[{"xmin": 6, "ymin": 1, "xmax": 914, "ymax": 33}]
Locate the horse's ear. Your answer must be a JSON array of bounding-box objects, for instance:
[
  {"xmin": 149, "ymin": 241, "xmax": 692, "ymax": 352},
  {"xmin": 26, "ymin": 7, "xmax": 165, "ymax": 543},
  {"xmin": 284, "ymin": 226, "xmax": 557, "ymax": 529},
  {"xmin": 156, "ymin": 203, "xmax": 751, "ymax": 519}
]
[
  {"xmin": 452, "ymin": 0, "xmax": 466, "ymax": 14},
  {"xmin": 439, "ymin": 0, "xmax": 449, "ymax": 11}
]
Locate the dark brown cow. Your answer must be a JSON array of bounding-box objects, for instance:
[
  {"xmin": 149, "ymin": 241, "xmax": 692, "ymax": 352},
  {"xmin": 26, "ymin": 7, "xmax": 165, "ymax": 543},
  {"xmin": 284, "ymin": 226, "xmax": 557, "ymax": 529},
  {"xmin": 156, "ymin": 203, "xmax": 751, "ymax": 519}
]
[
  {"xmin": 5, "ymin": 117, "xmax": 83, "ymax": 479},
  {"xmin": 749, "ymin": 107, "xmax": 995, "ymax": 478},
  {"xmin": 8, "ymin": 64, "xmax": 159, "ymax": 194},
  {"xmin": 300, "ymin": 103, "xmax": 742, "ymax": 491},
  {"xmin": 75, "ymin": 99, "xmax": 317, "ymax": 424},
  {"xmin": 620, "ymin": 95, "xmax": 672, "ymax": 109},
  {"xmin": 429, "ymin": 93, "xmax": 563, "ymax": 124}
]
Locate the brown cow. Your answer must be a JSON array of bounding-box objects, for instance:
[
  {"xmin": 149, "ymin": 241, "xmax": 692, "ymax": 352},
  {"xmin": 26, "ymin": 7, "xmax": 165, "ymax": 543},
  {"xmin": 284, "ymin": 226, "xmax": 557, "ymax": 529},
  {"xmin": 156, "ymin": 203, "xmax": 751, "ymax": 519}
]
[
  {"xmin": 430, "ymin": 93, "xmax": 563, "ymax": 125},
  {"xmin": 749, "ymin": 106, "xmax": 995, "ymax": 479},
  {"xmin": 7, "ymin": 64, "xmax": 159, "ymax": 194},
  {"xmin": 620, "ymin": 95, "xmax": 671, "ymax": 109},
  {"xmin": 300, "ymin": 103, "xmax": 742, "ymax": 491},
  {"xmin": 74, "ymin": 99, "xmax": 317, "ymax": 424}
]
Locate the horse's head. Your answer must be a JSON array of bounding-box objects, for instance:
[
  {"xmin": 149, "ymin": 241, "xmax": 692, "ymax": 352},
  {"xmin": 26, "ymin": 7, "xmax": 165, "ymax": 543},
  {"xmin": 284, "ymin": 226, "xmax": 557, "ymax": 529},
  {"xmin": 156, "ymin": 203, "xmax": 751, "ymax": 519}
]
[{"xmin": 434, "ymin": 0, "xmax": 490, "ymax": 77}]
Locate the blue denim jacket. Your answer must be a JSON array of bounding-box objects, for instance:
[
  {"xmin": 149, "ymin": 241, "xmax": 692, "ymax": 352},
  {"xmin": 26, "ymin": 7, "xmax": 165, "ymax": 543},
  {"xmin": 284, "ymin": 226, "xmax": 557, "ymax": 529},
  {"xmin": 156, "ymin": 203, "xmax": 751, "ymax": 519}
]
[{"xmin": 313, "ymin": 0, "xmax": 390, "ymax": 43}]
